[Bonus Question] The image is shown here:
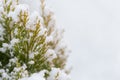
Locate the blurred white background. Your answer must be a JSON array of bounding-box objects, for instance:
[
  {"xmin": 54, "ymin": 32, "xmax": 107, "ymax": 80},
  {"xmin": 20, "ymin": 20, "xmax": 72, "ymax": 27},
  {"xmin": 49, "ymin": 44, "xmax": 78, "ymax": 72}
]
[{"xmin": 20, "ymin": 0, "xmax": 120, "ymax": 80}]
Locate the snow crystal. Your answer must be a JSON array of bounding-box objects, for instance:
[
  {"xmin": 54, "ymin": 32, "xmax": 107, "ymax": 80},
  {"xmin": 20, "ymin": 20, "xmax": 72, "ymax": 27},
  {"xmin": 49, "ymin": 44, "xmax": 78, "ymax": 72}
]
[{"xmin": 47, "ymin": 68, "xmax": 71, "ymax": 80}]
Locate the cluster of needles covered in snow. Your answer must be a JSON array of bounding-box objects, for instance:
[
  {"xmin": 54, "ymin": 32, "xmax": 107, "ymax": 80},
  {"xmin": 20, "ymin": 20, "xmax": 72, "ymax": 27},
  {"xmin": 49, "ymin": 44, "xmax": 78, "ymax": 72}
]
[{"xmin": 0, "ymin": 0, "xmax": 71, "ymax": 80}]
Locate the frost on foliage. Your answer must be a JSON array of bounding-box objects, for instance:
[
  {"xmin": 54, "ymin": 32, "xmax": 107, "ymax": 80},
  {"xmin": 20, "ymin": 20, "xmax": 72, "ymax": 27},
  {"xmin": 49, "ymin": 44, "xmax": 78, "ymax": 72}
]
[
  {"xmin": 26, "ymin": 11, "xmax": 40, "ymax": 30},
  {"xmin": 28, "ymin": 60, "xmax": 35, "ymax": 65},
  {"xmin": 0, "ymin": 38, "xmax": 19, "ymax": 53},
  {"xmin": 0, "ymin": 0, "xmax": 71, "ymax": 80},
  {"xmin": 0, "ymin": 64, "xmax": 28, "ymax": 80},
  {"xmin": 0, "ymin": 24, "xmax": 4, "ymax": 41},
  {"xmin": 45, "ymin": 49, "xmax": 57, "ymax": 62},
  {"xmin": 47, "ymin": 68, "xmax": 71, "ymax": 80},
  {"xmin": 10, "ymin": 38, "xmax": 19, "ymax": 47},
  {"xmin": 42, "ymin": 6, "xmax": 70, "ymax": 69},
  {"xmin": 8, "ymin": 4, "xmax": 29, "ymax": 22},
  {"xmin": 20, "ymin": 70, "xmax": 46, "ymax": 80}
]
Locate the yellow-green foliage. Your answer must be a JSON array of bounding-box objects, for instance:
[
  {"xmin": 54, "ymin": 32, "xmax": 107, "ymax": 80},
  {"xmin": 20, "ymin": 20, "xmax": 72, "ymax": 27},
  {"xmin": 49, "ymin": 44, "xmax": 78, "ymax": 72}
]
[
  {"xmin": 41, "ymin": 0, "xmax": 68, "ymax": 69},
  {"xmin": 0, "ymin": 0, "xmax": 70, "ymax": 79}
]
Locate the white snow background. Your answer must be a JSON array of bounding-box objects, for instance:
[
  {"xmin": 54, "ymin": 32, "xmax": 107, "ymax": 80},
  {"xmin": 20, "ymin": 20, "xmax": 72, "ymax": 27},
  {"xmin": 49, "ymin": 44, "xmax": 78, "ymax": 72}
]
[{"xmin": 20, "ymin": 0, "xmax": 120, "ymax": 80}]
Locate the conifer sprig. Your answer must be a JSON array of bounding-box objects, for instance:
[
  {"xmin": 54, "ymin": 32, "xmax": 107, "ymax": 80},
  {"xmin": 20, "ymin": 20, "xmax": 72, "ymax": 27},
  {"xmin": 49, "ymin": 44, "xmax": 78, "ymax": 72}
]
[{"xmin": 0, "ymin": 0, "xmax": 71, "ymax": 80}]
